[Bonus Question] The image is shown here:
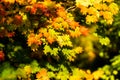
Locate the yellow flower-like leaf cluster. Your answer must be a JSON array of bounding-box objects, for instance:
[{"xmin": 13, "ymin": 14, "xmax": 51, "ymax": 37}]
[
  {"xmin": 57, "ymin": 35, "xmax": 73, "ymax": 47},
  {"xmin": 76, "ymin": 0, "xmax": 119, "ymax": 24},
  {"xmin": 73, "ymin": 47, "xmax": 83, "ymax": 53},
  {"xmin": 68, "ymin": 47, "xmax": 83, "ymax": 61},
  {"xmin": 62, "ymin": 46, "xmax": 83, "ymax": 62},
  {"xmin": 86, "ymin": 15, "xmax": 98, "ymax": 23},
  {"xmin": 70, "ymin": 68, "xmax": 104, "ymax": 80}
]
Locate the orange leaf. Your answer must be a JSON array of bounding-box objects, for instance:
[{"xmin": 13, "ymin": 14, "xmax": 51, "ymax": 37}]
[
  {"xmin": 69, "ymin": 21, "xmax": 79, "ymax": 29},
  {"xmin": 44, "ymin": 32, "xmax": 49, "ymax": 38},
  {"xmin": 56, "ymin": 7, "xmax": 66, "ymax": 18},
  {"xmin": 79, "ymin": 5, "xmax": 88, "ymax": 15},
  {"xmin": 62, "ymin": 21, "xmax": 69, "ymax": 29},
  {"xmin": 47, "ymin": 36, "xmax": 55, "ymax": 44},
  {"xmin": 30, "ymin": 7, "xmax": 37, "ymax": 14},
  {"xmin": 52, "ymin": 22, "xmax": 61, "ymax": 29},
  {"xmin": 36, "ymin": 69, "xmax": 48, "ymax": 79},
  {"xmin": 27, "ymin": 33, "xmax": 42, "ymax": 46},
  {"xmin": 38, "ymin": 33, "xmax": 43, "ymax": 38},
  {"xmin": 36, "ymin": 72, "xmax": 42, "ymax": 79},
  {"xmin": 80, "ymin": 26, "xmax": 89, "ymax": 36}
]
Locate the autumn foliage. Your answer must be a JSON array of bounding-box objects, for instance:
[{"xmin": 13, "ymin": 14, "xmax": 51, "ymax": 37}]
[{"xmin": 0, "ymin": 0, "xmax": 120, "ymax": 80}]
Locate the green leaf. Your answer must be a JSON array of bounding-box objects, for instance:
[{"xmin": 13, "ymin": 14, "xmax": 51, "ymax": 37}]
[
  {"xmin": 118, "ymin": 31, "xmax": 120, "ymax": 37},
  {"xmin": 99, "ymin": 37, "xmax": 110, "ymax": 46},
  {"xmin": 46, "ymin": 63, "xmax": 58, "ymax": 71},
  {"xmin": 110, "ymin": 75, "xmax": 115, "ymax": 80},
  {"xmin": 113, "ymin": 70, "xmax": 118, "ymax": 75},
  {"xmin": 0, "ymin": 43, "xmax": 4, "ymax": 48},
  {"xmin": 57, "ymin": 35, "xmax": 73, "ymax": 47},
  {"xmin": 56, "ymin": 71, "xmax": 69, "ymax": 80},
  {"xmin": 50, "ymin": 48, "xmax": 59, "ymax": 56},
  {"xmin": 43, "ymin": 45, "xmax": 52, "ymax": 55},
  {"xmin": 1, "ymin": 66, "xmax": 17, "ymax": 80},
  {"xmin": 31, "ymin": 60, "xmax": 40, "ymax": 73},
  {"xmin": 14, "ymin": 46, "xmax": 22, "ymax": 52},
  {"xmin": 48, "ymin": 72, "xmax": 55, "ymax": 78},
  {"xmin": 48, "ymin": 28, "xmax": 56, "ymax": 36},
  {"xmin": 110, "ymin": 55, "xmax": 120, "ymax": 69},
  {"xmin": 16, "ymin": 68, "xmax": 27, "ymax": 79},
  {"xmin": 62, "ymin": 48, "xmax": 71, "ymax": 56}
]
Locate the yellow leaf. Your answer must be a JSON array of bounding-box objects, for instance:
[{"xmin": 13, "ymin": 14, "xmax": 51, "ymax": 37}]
[
  {"xmin": 76, "ymin": 0, "xmax": 92, "ymax": 7},
  {"xmin": 93, "ymin": 3, "xmax": 102, "ymax": 10},
  {"xmin": 102, "ymin": 11, "xmax": 113, "ymax": 20},
  {"xmin": 108, "ymin": 3, "xmax": 119, "ymax": 15},
  {"xmin": 3, "ymin": 0, "xmax": 15, "ymax": 4},
  {"xmin": 78, "ymin": 5, "xmax": 88, "ymax": 15},
  {"xmin": 106, "ymin": 19, "xmax": 113, "ymax": 24},
  {"xmin": 92, "ymin": 70, "xmax": 104, "ymax": 79},
  {"xmin": 76, "ymin": 0, "xmax": 101, "ymax": 7},
  {"xmin": 87, "ymin": 7, "xmax": 98, "ymax": 15},
  {"xmin": 28, "ymin": 0, "xmax": 36, "ymax": 4},
  {"xmin": 69, "ymin": 76, "xmax": 81, "ymax": 80},
  {"xmin": 101, "ymin": 3, "xmax": 109, "ymax": 11},
  {"xmin": 16, "ymin": 0, "xmax": 25, "ymax": 5},
  {"xmin": 88, "ymin": 51, "xmax": 96, "ymax": 61},
  {"xmin": 86, "ymin": 15, "xmax": 98, "ymax": 23},
  {"xmin": 74, "ymin": 47, "xmax": 83, "ymax": 54},
  {"xmin": 24, "ymin": 65, "xmax": 32, "ymax": 75}
]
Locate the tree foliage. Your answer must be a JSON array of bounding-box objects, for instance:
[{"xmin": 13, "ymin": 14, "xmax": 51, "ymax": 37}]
[{"xmin": 0, "ymin": 0, "xmax": 120, "ymax": 80}]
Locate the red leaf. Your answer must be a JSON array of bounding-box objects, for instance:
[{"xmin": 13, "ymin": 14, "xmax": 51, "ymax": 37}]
[
  {"xmin": 6, "ymin": 32, "xmax": 15, "ymax": 37},
  {"xmin": 0, "ymin": 51, "xmax": 5, "ymax": 61},
  {"xmin": 14, "ymin": 15, "xmax": 22, "ymax": 25},
  {"xmin": 31, "ymin": 7, "xmax": 37, "ymax": 14}
]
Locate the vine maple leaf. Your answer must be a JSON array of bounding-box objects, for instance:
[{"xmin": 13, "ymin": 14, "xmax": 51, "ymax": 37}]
[
  {"xmin": 86, "ymin": 15, "xmax": 98, "ymax": 24},
  {"xmin": 0, "ymin": 51, "xmax": 5, "ymax": 61},
  {"xmin": 24, "ymin": 65, "xmax": 32, "ymax": 75},
  {"xmin": 30, "ymin": 7, "xmax": 37, "ymax": 14},
  {"xmin": 36, "ymin": 68, "xmax": 49, "ymax": 80},
  {"xmin": 14, "ymin": 15, "xmax": 22, "ymax": 25},
  {"xmin": 44, "ymin": 32, "xmax": 49, "ymax": 38},
  {"xmin": 80, "ymin": 26, "xmax": 89, "ymax": 36},
  {"xmin": 47, "ymin": 36, "xmax": 55, "ymax": 44}
]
